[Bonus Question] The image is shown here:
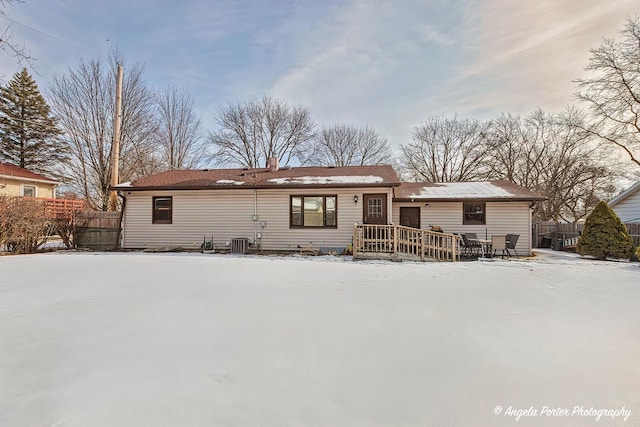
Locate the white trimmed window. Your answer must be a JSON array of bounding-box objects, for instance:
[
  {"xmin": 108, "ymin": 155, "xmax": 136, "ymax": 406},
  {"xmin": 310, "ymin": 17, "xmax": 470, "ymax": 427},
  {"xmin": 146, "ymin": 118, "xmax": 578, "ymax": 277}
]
[{"xmin": 21, "ymin": 185, "xmax": 37, "ymax": 197}]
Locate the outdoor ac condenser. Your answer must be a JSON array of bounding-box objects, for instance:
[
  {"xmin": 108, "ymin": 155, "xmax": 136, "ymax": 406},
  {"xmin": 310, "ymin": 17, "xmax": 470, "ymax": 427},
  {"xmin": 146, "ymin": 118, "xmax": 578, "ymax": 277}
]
[{"xmin": 230, "ymin": 238, "xmax": 249, "ymax": 254}]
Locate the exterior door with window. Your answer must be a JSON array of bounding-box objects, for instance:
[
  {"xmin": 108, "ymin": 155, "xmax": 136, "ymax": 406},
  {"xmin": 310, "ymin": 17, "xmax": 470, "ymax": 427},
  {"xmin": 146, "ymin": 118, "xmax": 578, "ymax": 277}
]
[
  {"xmin": 363, "ymin": 194, "xmax": 387, "ymax": 225},
  {"xmin": 399, "ymin": 207, "xmax": 420, "ymax": 229}
]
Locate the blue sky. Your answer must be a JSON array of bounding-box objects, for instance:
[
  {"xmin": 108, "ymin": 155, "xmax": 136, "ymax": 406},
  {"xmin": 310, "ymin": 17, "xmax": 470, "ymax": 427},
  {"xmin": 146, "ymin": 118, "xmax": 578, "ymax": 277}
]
[{"xmin": 0, "ymin": 0, "xmax": 638, "ymax": 151}]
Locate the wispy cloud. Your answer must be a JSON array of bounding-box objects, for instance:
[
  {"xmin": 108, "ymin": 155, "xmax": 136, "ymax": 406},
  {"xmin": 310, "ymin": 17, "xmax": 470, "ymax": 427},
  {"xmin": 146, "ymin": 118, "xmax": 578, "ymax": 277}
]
[
  {"xmin": 0, "ymin": 0, "xmax": 638, "ymax": 153},
  {"xmin": 270, "ymin": 0, "xmax": 639, "ymax": 147},
  {"xmin": 421, "ymin": 0, "xmax": 640, "ymax": 117},
  {"xmin": 270, "ymin": 0, "xmax": 463, "ymax": 144}
]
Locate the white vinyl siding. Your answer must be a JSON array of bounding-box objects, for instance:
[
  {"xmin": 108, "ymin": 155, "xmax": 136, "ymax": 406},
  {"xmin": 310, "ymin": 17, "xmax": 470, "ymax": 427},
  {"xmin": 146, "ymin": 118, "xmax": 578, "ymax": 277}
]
[
  {"xmin": 611, "ymin": 193, "xmax": 640, "ymax": 223},
  {"xmin": 392, "ymin": 201, "xmax": 533, "ymax": 255},
  {"xmin": 122, "ymin": 187, "xmax": 393, "ymax": 251}
]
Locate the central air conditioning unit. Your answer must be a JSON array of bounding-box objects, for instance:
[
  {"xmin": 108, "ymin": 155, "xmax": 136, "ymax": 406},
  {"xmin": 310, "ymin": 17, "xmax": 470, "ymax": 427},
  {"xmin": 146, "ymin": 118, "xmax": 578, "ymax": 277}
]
[{"xmin": 230, "ymin": 238, "xmax": 249, "ymax": 254}]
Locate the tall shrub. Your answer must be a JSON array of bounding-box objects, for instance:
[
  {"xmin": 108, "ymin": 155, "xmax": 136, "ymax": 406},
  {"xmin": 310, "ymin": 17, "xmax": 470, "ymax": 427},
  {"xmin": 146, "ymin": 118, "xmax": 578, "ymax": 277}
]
[
  {"xmin": 0, "ymin": 196, "xmax": 55, "ymax": 253},
  {"xmin": 576, "ymin": 201, "xmax": 633, "ymax": 260}
]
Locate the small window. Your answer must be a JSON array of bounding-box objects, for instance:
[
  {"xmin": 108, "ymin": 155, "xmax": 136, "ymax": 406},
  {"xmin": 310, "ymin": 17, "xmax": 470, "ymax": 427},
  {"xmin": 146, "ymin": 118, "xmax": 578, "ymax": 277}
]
[
  {"xmin": 463, "ymin": 202, "xmax": 485, "ymax": 225},
  {"xmin": 290, "ymin": 195, "xmax": 337, "ymax": 228},
  {"xmin": 22, "ymin": 185, "xmax": 36, "ymax": 197},
  {"xmin": 153, "ymin": 197, "xmax": 172, "ymax": 224},
  {"xmin": 367, "ymin": 197, "xmax": 383, "ymax": 219}
]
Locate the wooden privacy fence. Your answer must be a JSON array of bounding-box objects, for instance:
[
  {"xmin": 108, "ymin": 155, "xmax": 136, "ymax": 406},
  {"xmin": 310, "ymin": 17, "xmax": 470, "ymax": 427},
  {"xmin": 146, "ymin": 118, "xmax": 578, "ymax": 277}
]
[
  {"xmin": 627, "ymin": 223, "xmax": 640, "ymax": 247},
  {"xmin": 353, "ymin": 224, "xmax": 461, "ymax": 262},
  {"xmin": 533, "ymin": 221, "xmax": 640, "ymax": 248},
  {"xmin": 43, "ymin": 198, "xmax": 85, "ymax": 218},
  {"xmin": 74, "ymin": 211, "xmax": 121, "ymax": 250}
]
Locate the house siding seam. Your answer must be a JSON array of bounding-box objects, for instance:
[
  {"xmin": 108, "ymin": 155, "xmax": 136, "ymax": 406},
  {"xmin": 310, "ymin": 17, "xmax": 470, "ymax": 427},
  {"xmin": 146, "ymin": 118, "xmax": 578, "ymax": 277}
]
[{"xmin": 122, "ymin": 187, "xmax": 394, "ymax": 251}]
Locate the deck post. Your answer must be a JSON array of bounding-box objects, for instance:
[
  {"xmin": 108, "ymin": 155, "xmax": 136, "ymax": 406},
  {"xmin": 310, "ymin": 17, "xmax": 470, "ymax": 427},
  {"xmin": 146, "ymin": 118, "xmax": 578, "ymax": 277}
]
[
  {"xmin": 352, "ymin": 223, "xmax": 358, "ymax": 258},
  {"xmin": 392, "ymin": 225, "xmax": 398, "ymax": 257}
]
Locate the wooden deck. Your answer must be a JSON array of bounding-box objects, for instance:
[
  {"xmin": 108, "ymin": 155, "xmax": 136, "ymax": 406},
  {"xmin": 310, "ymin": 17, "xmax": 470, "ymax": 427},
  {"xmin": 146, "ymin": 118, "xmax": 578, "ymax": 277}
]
[{"xmin": 353, "ymin": 224, "xmax": 461, "ymax": 262}]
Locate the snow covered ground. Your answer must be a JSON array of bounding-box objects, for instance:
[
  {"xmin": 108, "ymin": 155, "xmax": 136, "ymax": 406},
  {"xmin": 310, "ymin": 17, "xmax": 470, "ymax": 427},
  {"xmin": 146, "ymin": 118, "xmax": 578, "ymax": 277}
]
[{"xmin": 0, "ymin": 250, "xmax": 638, "ymax": 426}]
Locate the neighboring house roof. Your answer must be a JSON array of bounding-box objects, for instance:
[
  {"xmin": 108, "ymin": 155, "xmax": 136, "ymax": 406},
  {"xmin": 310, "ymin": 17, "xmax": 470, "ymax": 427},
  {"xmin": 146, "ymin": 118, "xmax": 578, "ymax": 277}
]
[
  {"xmin": 116, "ymin": 165, "xmax": 401, "ymax": 191},
  {"xmin": 0, "ymin": 162, "xmax": 58, "ymax": 185},
  {"xmin": 394, "ymin": 180, "xmax": 546, "ymax": 202},
  {"xmin": 608, "ymin": 181, "xmax": 640, "ymax": 207}
]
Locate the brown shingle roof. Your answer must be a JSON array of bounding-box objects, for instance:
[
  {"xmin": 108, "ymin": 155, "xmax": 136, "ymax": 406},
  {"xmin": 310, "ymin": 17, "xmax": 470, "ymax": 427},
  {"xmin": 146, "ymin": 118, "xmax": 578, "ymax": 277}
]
[
  {"xmin": 117, "ymin": 165, "xmax": 401, "ymax": 190},
  {"xmin": 0, "ymin": 162, "xmax": 58, "ymax": 184},
  {"xmin": 394, "ymin": 180, "xmax": 546, "ymax": 201}
]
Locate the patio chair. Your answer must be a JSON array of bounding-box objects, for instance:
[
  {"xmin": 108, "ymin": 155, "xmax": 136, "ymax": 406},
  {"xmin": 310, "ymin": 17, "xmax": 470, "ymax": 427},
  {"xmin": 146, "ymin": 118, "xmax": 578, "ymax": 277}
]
[
  {"xmin": 491, "ymin": 235, "xmax": 509, "ymax": 258},
  {"xmin": 505, "ymin": 234, "xmax": 520, "ymax": 258},
  {"xmin": 465, "ymin": 232, "xmax": 478, "ymax": 240},
  {"xmin": 461, "ymin": 233, "xmax": 481, "ymax": 258}
]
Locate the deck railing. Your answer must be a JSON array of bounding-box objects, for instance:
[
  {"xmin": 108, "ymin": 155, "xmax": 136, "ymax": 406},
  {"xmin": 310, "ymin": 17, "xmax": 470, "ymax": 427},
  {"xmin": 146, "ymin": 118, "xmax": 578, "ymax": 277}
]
[{"xmin": 353, "ymin": 224, "xmax": 461, "ymax": 262}]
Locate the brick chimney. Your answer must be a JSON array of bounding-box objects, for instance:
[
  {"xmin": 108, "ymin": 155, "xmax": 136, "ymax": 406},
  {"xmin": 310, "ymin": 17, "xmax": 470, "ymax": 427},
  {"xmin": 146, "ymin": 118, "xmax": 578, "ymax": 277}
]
[{"xmin": 268, "ymin": 156, "xmax": 279, "ymax": 172}]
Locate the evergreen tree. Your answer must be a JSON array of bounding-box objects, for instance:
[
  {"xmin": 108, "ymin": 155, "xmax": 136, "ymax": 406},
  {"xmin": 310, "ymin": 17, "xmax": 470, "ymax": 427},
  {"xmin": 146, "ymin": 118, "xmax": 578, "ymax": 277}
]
[
  {"xmin": 576, "ymin": 201, "xmax": 633, "ymax": 260},
  {"xmin": 0, "ymin": 68, "xmax": 65, "ymax": 177}
]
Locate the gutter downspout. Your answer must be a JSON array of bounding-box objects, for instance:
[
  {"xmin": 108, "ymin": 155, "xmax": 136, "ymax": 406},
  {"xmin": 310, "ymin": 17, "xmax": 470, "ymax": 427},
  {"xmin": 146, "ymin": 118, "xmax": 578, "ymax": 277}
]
[
  {"xmin": 254, "ymin": 187, "xmax": 258, "ymax": 245},
  {"xmin": 116, "ymin": 192, "xmax": 126, "ymax": 250},
  {"xmin": 528, "ymin": 201, "xmax": 533, "ymax": 256}
]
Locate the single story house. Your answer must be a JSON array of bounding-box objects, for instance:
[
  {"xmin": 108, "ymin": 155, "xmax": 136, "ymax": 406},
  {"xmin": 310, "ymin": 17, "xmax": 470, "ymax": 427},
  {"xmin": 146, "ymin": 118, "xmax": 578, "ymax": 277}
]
[
  {"xmin": 608, "ymin": 181, "xmax": 640, "ymax": 223},
  {"xmin": 0, "ymin": 162, "xmax": 58, "ymax": 198},
  {"xmin": 115, "ymin": 162, "xmax": 545, "ymax": 256}
]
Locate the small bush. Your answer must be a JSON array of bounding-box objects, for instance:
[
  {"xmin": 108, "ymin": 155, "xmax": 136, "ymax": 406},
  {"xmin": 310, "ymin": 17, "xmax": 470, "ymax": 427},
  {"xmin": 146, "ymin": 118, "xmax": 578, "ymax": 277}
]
[
  {"xmin": 576, "ymin": 201, "xmax": 633, "ymax": 260},
  {"xmin": 0, "ymin": 196, "xmax": 56, "ymax": 254}
]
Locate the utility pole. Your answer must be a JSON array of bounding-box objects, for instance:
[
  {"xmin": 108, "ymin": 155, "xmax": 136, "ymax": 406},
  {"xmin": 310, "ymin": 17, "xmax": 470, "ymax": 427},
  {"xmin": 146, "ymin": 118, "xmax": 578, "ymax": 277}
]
[{"xmin": 109, "ymin": 63, "xmax": 124, "ymax": 211}]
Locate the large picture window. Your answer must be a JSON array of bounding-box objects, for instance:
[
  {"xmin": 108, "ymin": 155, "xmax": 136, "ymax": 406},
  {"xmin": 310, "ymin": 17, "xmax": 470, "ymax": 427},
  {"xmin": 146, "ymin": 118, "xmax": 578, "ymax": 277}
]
[
  {"xmin": 152, "ymin": 197, "xmax": 173, "ymax": 224},
  {"xmin": 290, "ymin": 195, "xmax": 337, "ymax": 228},
  {"xmin": 463, "ymin": 202, "xmax": 485, "ymax": 225}
]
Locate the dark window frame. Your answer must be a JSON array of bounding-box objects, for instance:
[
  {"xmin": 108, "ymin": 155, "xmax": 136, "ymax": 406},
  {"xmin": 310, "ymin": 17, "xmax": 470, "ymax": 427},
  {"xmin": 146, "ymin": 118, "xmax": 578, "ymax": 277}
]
[
  {"xmin": 463, "ymin": 201, "xmax": 486, "ymax": 225},
  {"xmin": 290, "ymin": 195, "xmax": 338, "ymax": 229},
  {"xmin": 152, "ymin": 196, "xmax": 173, "ymax": 224}
]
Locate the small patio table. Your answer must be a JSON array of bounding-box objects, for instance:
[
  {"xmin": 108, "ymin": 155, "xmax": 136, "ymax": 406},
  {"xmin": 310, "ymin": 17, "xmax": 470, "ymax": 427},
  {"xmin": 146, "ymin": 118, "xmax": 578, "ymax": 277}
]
[{"xmin": 469, "ymin": 238, "xmax": 492, "ymax": 257}]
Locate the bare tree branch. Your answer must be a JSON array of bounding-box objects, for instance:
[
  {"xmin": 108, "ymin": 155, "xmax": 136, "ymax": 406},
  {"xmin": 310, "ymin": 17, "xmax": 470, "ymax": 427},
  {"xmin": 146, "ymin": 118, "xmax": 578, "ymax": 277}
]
[
  {"xmin": 0, "ymin": 1, "xmax": 34, "ymax": 66},
  {"xmin": 400, "ymin": 116, "xmax": 490, "ymax": 182},
  {"xmin": 208, "ymin": 95, "xmax": 315, "ymax": 168},
  {"xmin": 154, "ymin": 85, "xmax": 204, "ymax": 170},
  {"xmin": 302, "ymin": 123, "xmax": 392, "ymax": 166},
  {"xmin": 48, "ymin": 49, "xmax": 160, "ymax": 210},
  {"xmin": 576, "ymin": 15, "xmax": 640, "ymax": 168}
]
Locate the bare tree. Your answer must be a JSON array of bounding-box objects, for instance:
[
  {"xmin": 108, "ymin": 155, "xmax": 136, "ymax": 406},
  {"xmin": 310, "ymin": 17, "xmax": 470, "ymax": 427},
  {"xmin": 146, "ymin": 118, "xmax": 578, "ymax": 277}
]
[
  {"xmin": 301, "ymin": 123, "xmax": 392, "ymax": 166},
  {"xmin": 484, "ymin": 109, "xmax": 620, "ymax": 222},
  {"xmin": 154, "ymin": 85, "xmax": 204, "ymax": 170},
  {"xmin": 48, "ymin": 49, "xmax": 159, "ymax": 210},
  {"xmin": 482, "ymin": 113, "xmax": 538, "ymax": 188},
  {"xmin": 208, "ymin": 95, "xmax": 315, "ymax": 168},
  {"xmin": 0, "ymin": 1, "xmax": 33, "ymax": 66},
  {"xmin": 576, "ymin": 15, "xmax": 640, "ymax": 168},
  {"xmin": 400, "ymin": 116, "xmax": 490, "ymax": 182}
]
